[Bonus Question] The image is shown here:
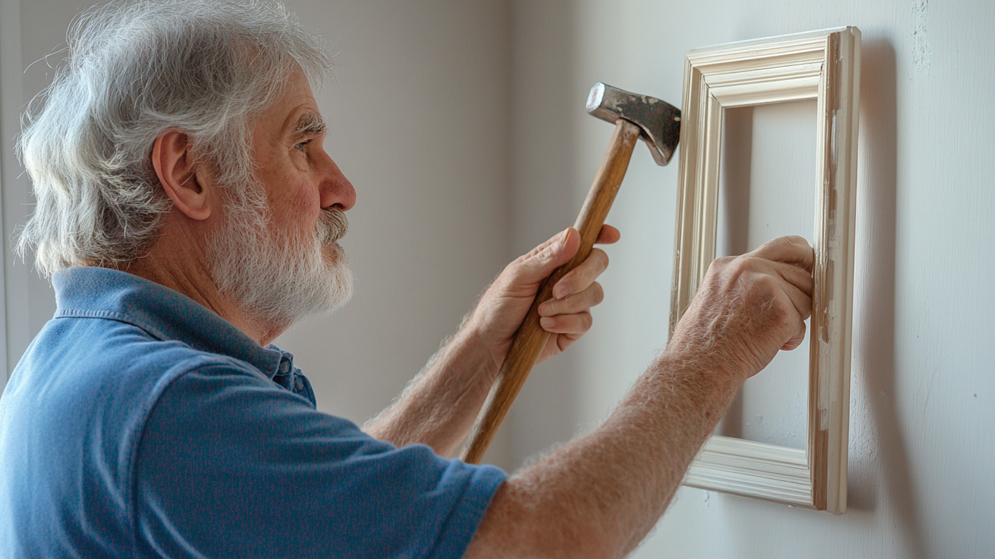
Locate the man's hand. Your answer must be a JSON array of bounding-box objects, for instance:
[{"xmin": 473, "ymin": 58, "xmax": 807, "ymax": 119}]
[
  {"xmin": 465, "ymin": 225, "xmax": 620, "ymax": 374},
  {"xmin": 465, "ymin": 235, "xmax": 815, "ymax": 559},
  {"xmin": 363, "ymin": 225, "xmax": 617, "ymax": 454},
  {"xmin": 666, "ymin": 235, "xmax": 815, "ymax": 383}
]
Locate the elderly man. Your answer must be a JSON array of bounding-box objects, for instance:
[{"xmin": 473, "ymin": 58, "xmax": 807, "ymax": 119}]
[{"xmin": 0, "ymin": 1, "xmax": 815, "ymax": 557}]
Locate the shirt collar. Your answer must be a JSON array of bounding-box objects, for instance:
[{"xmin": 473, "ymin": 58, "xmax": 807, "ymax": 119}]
[{"xmin": 51, "ymin": 267, "xmax": 311, "ymax": 402}]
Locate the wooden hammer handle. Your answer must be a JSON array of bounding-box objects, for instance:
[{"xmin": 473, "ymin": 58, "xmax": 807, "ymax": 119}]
[{"xmin": 461, "ymin": 120, "xmax": 641, "ymax": 464}]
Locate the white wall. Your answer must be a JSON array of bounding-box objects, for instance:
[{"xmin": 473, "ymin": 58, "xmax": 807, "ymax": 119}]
[{"xmin": 510, "ymin": 0, "xmax": 995, "ymax": 557}]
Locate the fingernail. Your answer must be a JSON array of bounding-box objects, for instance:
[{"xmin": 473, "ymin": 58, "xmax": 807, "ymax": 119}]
[
  {"xmin": 538, "ymin": 301, "xmax": 551, "ymax": 316},
  {"xmin": 558, "ymin": 228, "xmax": 570, "ymax": 247},
  {"xmin": 540, "ymin": 316, "xmax": 555, "ymax": 330}
]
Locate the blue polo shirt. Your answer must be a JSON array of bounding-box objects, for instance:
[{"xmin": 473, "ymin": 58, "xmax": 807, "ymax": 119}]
[{"xmin": 0, "ymin": 267, "xmax": 505, "ymax": 558}]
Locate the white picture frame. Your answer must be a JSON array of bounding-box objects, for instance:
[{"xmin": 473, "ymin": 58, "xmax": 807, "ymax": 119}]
[{"xmin": 670, "ymin": 27, "xmax": 861, "ymax": 514}]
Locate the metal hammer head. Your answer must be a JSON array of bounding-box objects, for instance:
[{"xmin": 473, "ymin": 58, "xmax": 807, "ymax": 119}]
[{"xmin": 586, "ymin": 82, "xmax": 681, "ymax": 166}]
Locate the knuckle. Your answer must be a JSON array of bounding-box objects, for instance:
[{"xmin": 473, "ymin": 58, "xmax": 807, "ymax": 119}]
[
  {"xmin": 787, "ymin": 234, "xmax": 809, "ymax": 247},
  {"xmin": 737, "ymin": 255, "xmax": 766, "ymax": 272},
  {"xmin": 555, "ymin": 277, "xmax": 575, "ymax": 297},
  {"xmin": 521, "ymin": 245, "xmax": 543, "ymax": 262},
  {"xmin": 753, "ymin": 271, "xmax": 778, "ymax": 291},
  {"xmin": 536, "ymin": 243, "xmax": 557, "ymax": 261},
  {"xmin": 580, "ymin": 312, "xmax": 593, "ymax": 331},
  {"xmin": 591, "ymin": 282, "xmax": 605, "ymax": 305},
  {"xmin": 593, "ymin": 248, "xmax": 609, "ymax": 270},
  {"xmin": 540, "ymin": 299, "xmax": 557, "ymax": 315},
  {"xmin": 749, "ymin": 239, "xmax": 773, "ymax": 255},
  {"xmin": 708, "ymin": 256, "xmax": 736, "ymax": 275},
  {"xmin": 524, "ymin": 240, "xmax": 557, "ymax": 263},
  {"xmin": 799, "ymin": 298, "xmax": 814, "ymax": 319}
]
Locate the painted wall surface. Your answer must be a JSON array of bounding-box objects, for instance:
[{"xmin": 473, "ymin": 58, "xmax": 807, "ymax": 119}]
[
  {"xmin": 509, "ymin": 0, "xmax": 995, "ymax": 557},
  {"xmin": 715, "ymin": 100, "xmax": 817, "ymax": 450}
]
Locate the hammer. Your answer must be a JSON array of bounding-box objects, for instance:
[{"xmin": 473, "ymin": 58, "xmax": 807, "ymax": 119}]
[{"xmin": 461, "ymin": 83, "xmax": 681, "ymax": 464}]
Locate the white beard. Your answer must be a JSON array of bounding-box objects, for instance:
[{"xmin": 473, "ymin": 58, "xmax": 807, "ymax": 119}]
[{"xmin": 206, "ymin": 184, "xmax": 354, "ymax": 328}]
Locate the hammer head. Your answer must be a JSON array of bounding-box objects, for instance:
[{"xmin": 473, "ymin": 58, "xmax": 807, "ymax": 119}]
[{"xmin": 586, "ymin": 83, "xmax": 681, "ymax": 166}]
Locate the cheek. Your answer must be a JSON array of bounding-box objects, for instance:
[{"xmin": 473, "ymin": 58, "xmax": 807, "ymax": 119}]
[
  {"xmin": 258, "ymin": 169, "xmax": 316, "ymax": 219},
  {"xmin": 282, "ymin": 181, "xmax": 322, "ymax": 230},
  {"xmin": 253, "ymin": 153, "xmax": 321, "ymax": 229}
]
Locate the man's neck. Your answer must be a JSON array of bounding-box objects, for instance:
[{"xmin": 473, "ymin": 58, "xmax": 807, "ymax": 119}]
[{"xmin": 123, "ymin": 212, "xmax": 288, "ymax": 346}]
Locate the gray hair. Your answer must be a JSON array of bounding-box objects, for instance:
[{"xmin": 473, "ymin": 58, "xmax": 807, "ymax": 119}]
[{"xmin": 16, "ymin": 0, "xmax": 331, "ymax": 276}]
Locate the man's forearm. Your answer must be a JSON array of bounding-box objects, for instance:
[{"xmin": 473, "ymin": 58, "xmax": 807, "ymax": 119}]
[
  {"xmin": 363, "ymin": 327, "xmax": 498, "ymax": 456},
  {"xmin": 464, "ymin": 351, "xmax": 743, "ymax": 558}
]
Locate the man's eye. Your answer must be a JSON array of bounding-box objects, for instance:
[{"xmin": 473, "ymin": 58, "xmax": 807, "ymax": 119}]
[{"xmin": 295, "ymin": 140, "xmax": 311, "ymax": 152}]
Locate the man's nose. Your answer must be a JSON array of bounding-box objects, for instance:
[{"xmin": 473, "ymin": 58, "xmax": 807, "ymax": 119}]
[{"xmin": 318, "ymin": 152, "xmax": 356, "ymax": 211}]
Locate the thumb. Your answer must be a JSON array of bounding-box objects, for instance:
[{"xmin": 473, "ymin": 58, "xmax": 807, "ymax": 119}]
[{"xmin": 515, "ymin": 228, "xmax": 580, "ymax": 285}]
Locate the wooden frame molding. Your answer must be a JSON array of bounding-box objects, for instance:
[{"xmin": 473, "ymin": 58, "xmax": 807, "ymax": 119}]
[{"xmin": 670, "ymin": 27, "xmax": 861, "ymax": 514}]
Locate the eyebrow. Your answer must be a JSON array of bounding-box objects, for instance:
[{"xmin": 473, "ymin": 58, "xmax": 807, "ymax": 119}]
[{"xmin": 290, "ymin": 111, "xmax": 327, "ymax": 141}]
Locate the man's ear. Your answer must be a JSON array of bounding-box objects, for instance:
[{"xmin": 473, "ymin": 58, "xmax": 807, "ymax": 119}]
[{"xmin": 151, "ymin": 130, "xmax": 213, "ymax": 221}]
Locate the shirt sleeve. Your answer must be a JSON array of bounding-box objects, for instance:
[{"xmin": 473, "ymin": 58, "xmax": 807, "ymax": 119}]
[{"xmin": 133, "ymin": 363, "xmax": 506, "ymax": 559}]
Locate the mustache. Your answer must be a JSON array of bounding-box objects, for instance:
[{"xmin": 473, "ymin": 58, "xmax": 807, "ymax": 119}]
[{"xmin": 317, "ymin": 207, "xmax": 349, "ymax": 244}]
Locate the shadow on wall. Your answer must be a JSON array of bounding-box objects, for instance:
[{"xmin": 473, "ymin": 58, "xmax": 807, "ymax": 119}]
[{"xmin": 851, "ymin": 38, "xmax": 929, "ymax": 559}]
